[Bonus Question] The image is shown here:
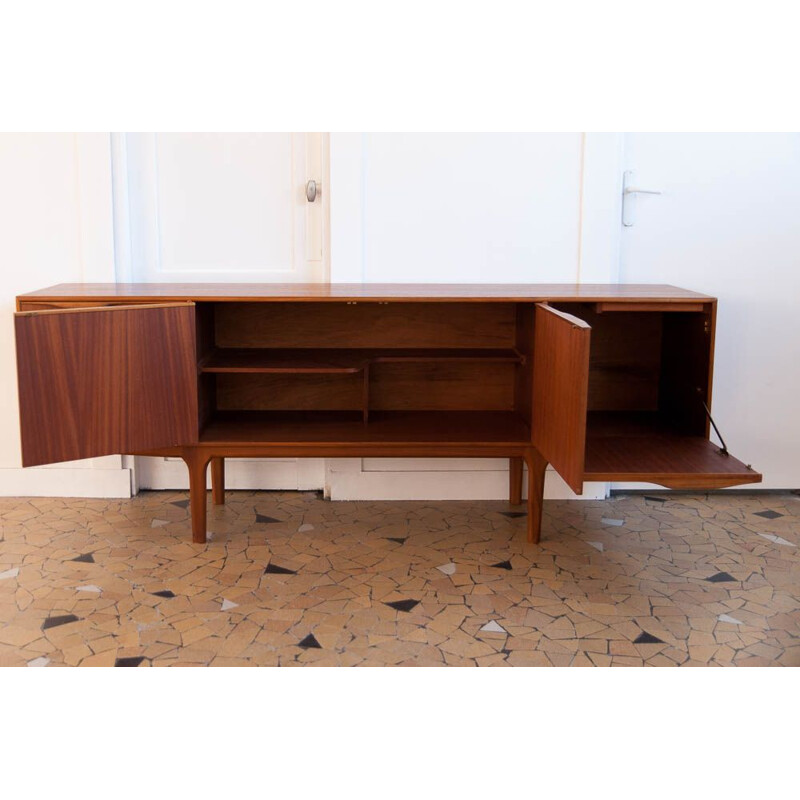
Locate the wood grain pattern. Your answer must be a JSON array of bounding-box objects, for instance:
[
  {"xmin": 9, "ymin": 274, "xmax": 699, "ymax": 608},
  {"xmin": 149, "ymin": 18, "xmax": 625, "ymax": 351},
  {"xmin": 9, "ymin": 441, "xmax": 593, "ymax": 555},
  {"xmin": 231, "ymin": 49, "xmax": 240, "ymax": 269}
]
[
  {"xmin": 555, "ymin": 304, "xmax": 663, "ymax": 411},
  {"xmin": 217, "ymin": 373, "xmax": 364, "ymax": 411},
  {"xmin": 531, "ymin": 304, "xmax": 591, "ymax": 494},
  {"xmin": 200, "ymin": 410, "xmax": 531, "ymax": 445},
  {"xmin": 211, "ymin": 457, "xmax": 225, "ymax": 505},
  {"xmin": 126, "ymin": 305, "xmax": 200, "ymax": 452},
  {"xmin": 200, "ymin": 347, "xmax": 522, "ymax": 374},
  {"xmin": 369, "ymin": 362, "xmax": 515, "ymax": 411},
  {"xmin": 509, "ymin": 457, "xmax": 523, "ymax": 505},
  {"xmin": 215, "ymin": 302, "xmax": 516, "ymax": 348},
  {"xmin": 13, "ymin": 282, "xmax": 761, "ymax": 547},
  {"xmin": 594, "ymin": 301, "xmax": 708, "ymax": 313},
  {"xmin": 19, "ymin": 283, "xmax": 715, "ymax": 303},
  {"xmin": 525, "ymin": 449, "xmax": 548, "ymax": 543},
  {"xmin": 15, "ymin": 304, "xmax": 198, "ymax": 466},
  {"xmin": 584, "ymin": 411, "xmax": 760, "ymax": 486}
]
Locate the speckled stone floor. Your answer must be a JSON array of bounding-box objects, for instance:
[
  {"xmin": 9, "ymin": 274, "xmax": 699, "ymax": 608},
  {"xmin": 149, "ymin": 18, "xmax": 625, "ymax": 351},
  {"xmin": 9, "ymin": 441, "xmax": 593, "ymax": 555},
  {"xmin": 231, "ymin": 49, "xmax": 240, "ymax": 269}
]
[{"xmin": 1, "ymin": 490, "xmax": 798, "ymax": 666}]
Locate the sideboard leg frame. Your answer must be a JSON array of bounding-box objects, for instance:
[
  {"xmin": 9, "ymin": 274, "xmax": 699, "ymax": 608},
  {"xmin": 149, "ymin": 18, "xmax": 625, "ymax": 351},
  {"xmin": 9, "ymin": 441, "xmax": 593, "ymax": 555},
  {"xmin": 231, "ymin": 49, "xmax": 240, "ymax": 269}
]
[
  {"xmin": 183, "ymin": 450, "xmax": 212, "ymax": 544},
  {"xmin": 509, "ymin": 457, "xmax": 523, "ymax": 505},
  {"xmin": 211, "ymin": 457, "xmax": 225, "ymax": 505},
  {"xmin": 525, "ymin": 449, "xmax": 547, "ymax": 544}
]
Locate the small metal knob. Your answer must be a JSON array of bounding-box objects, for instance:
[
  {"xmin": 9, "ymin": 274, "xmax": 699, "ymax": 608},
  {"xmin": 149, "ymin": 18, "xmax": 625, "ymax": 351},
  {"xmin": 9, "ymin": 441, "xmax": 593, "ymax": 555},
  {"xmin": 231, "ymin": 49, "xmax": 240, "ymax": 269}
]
[{"xmin": 306, "ymin": 180, "xmax": 317, "ymax": 203}]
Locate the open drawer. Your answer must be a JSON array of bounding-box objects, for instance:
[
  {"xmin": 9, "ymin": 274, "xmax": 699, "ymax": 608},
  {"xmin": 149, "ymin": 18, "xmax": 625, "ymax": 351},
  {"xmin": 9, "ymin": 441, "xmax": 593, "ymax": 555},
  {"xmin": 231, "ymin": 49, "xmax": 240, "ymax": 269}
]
[{"xmin": 533, "ymin": 302, "xmax": 761, "ymax": 492}]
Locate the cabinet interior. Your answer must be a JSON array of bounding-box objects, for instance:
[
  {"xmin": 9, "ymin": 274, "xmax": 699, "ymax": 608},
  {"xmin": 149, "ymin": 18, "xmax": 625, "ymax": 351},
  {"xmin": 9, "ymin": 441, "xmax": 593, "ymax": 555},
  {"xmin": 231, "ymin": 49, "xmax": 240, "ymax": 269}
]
[
  {"xmin": 551, "ymin": 302, "xmax": 731, "ymax": 481},
  {"xmin": 195, "ymin": 301, "xmax": 535, "ymax": 443},
  {"xmin": 553, "ymin": 302, "xmax": 712, "ymax": 437}
]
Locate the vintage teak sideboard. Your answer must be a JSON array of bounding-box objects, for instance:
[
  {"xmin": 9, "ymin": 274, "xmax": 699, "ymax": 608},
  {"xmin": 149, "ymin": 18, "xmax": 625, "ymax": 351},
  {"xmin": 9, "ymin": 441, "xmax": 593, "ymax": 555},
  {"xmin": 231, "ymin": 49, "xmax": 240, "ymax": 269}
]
[{"xmin": 13, "ymin": 283, "xmax": 761, "ymax": 544}]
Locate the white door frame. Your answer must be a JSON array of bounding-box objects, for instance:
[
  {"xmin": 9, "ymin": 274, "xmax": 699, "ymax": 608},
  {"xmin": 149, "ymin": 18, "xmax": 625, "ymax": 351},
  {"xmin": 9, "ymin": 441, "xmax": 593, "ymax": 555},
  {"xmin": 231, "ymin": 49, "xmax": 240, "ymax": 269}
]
[
  {"xmin": 2, "ymin": 133, "xmax": 134, "ymax": 498},
  {"xmin": 111, "ymin": 133, "xmax": 331, "ymax": 494}
]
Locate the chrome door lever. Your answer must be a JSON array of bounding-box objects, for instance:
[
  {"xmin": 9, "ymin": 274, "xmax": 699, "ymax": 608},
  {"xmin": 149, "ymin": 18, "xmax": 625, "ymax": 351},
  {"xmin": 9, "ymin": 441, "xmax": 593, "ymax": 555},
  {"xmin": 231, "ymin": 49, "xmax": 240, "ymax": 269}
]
[{"xmin": 622, "ymin": 170, "xmax": 662, "ymax": 227}]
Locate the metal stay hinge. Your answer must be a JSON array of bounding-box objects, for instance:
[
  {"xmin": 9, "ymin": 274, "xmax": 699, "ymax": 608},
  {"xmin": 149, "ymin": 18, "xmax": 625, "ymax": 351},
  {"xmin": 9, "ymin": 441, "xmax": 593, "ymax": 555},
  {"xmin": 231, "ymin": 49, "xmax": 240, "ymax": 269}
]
[{"xmin": 699, "ymin": 389, "xmax": 729, "ymax": 457}]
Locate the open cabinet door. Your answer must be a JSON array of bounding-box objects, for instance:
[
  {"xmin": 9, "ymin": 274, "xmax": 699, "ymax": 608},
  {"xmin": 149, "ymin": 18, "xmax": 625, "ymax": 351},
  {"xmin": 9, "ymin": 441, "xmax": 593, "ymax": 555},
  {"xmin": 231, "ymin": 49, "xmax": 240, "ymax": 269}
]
[
  {"xmin": 15, "ymin": 303, "xmax": 198, "ymax": 467},
  {"xmin": 532, "ymin": 303, "xmax": 591, "ymax": 494}
]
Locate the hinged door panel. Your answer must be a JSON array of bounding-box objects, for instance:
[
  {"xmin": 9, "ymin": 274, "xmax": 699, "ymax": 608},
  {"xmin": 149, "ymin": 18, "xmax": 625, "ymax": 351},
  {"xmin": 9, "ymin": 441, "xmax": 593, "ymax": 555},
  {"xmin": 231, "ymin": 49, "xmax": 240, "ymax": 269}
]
[
  {"xmin": 15, "ymin": 303, "xmax": 198, "ymax": 467},
  {"xmin": 532, "ymin": 303, "xmax": 591, "ymax": 494}
]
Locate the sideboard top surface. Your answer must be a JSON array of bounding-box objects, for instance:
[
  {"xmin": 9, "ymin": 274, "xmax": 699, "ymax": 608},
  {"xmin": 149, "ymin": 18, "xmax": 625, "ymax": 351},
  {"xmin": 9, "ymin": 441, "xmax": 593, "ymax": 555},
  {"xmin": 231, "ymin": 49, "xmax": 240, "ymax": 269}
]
[{"xmin": 18, "ymin": 283, "xmax": 714, "ymax": 304}]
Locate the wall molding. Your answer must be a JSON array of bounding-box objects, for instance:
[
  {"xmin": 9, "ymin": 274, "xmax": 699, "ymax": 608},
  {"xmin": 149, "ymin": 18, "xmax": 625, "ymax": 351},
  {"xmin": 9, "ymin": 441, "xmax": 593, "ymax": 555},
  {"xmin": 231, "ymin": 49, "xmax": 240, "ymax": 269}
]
[{"xmin": 0, "ymin": 464, "xmax": 132, "ymax": 498}]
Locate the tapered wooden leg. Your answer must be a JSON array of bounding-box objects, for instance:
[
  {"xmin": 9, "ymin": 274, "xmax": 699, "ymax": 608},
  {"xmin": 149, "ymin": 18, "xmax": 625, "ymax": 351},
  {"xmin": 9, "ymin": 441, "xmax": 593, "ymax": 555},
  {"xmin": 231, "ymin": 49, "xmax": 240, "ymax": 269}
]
[
  {"xmin": 184, "ymin": 450, "xmax": 211, "ymax": 544},
  {"xmin": 509, "ymin": 457, "xmax": 523, "ymax": 505},
  {"xmin": 211, "ymin": 457, "xmax": 225, "ymax": 505},
  {"xmin": 524, "ymin": 449, "xmax": 547, "ymax": 544}
]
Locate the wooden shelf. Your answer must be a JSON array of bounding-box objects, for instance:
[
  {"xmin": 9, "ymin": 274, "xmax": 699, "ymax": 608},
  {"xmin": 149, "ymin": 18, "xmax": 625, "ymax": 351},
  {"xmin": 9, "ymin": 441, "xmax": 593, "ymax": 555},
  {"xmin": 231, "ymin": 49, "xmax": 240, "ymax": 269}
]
[
  {"xmin": 199, "ymin": 347, "xmax": 524, "ymax": 374},
  {"xmin": 200, "ymin": 410, "xmax": 531, "ymax": 445},
  {"xmin": 200, "ymin": 348, "xmax": 366, "ymax": 374},
  {"xmin": 584, "ymin": 411, "xmax": 760, "ymax": 487}
]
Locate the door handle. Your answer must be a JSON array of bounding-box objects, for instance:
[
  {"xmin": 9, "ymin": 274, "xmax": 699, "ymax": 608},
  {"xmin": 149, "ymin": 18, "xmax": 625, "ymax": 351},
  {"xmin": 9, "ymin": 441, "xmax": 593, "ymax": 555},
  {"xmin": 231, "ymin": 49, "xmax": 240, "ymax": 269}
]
[
  {"xmin": 306, "ymin": 179, "xmax": 319, "ymax": 203},
  {"xmin": 623, "ymin": 187, "xmax": 662, "ymax": 195},
  {"xmin": 622, "ymin": 170, "xmax": 662, "ymax": 227}
]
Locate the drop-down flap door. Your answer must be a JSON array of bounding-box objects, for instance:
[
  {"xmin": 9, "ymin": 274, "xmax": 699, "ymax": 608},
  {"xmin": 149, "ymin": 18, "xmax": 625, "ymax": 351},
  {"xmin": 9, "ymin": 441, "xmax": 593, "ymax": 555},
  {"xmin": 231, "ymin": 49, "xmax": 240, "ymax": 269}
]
[
  {"xmin": 15, "ymin": 303, "xmax": 198, "ymax": 467},
  {"xmin": 531, "ymin": 303, "xmax": 591, "ymax": 494}
]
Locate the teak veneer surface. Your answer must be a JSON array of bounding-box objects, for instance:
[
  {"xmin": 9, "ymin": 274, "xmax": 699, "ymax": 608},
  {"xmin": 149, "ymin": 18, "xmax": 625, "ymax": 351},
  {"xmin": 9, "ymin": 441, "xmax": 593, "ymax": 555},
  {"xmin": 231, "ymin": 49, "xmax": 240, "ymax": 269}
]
[
  {"xmin": 584, "ymin": 412, "xmax": 758, "ymax": 487},
  {"xmin": 214, "ymin": 302, "xmax": 516, "ymax": 348},
  {"xmin": 15, "ymin": 304, "xmax": 197, "ymax": 467},
  {"xmin": 13, "ymin": 281, "xmax": 761, "ymax": 546},
  {"xmin": 19, "ymin": 282, "xmax": 714, "ymax": 304},
  {"xmin": 200, "ymin": 348, "xmax": 524, "ymax": 374},
  {"xmin": 200, "ymin": 410, "xmax": 531, "ymax": 445},
  {"xmin": 531, "ymin": 304, "xmax": 591, "ymax": 494}
]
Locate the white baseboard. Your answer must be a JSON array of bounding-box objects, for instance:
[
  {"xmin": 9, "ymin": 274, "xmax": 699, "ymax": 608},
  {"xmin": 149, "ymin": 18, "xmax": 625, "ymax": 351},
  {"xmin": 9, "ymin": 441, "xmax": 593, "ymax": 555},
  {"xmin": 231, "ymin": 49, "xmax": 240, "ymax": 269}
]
[
  {"xmin": 0, "ymin": 457, "xmax": 609, "ymax": 502},
  {"xmin": 0, "ymin": 466, "xmax": 132, "ymax": 498},
  {"xmin": 326, "ymin": 458, "xmax": 608, "ymax": 501},
  {"xmin": 136, "ymin": 456, "xmax": 325, "ymax": 491}
]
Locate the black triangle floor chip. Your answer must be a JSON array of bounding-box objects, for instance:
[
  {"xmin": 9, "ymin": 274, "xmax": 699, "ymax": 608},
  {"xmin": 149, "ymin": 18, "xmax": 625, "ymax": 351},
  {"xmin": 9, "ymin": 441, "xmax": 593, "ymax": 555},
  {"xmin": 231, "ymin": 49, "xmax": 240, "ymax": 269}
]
[
  {"xmin": 115, "ymin": 656, "xmax": 145, "ymax": 667},
  {"xmin": 42, "ymin": 614, "xmax": 80, "ymax": 630},
  {"xmin": 706, "ymin": 572, "xmax": 736, "ymax": 583},
  {"xmin": 71, "ymin": 553, "xmax": 94, "ymax": 563},
  {"xmin": 385, "ymin": 599, "xmax": 420, "ymax": 613},
  {"xmin": 754, "ymin": 509, "xmax": 783, "ymax": 519},
  {"xmin": 492, "ymin": 560, "xmax": 513, "ymax": 570},
  {"xmin": 264, "ymin": 563, "xmax": 296, "ymax": 575},
  {"xmin": 298, "ymin": 634, "xmax": 321, "ymax": 649},
  {"xmin": 634, "ymin": 632, "xmax": 665, "ymax": 645}
]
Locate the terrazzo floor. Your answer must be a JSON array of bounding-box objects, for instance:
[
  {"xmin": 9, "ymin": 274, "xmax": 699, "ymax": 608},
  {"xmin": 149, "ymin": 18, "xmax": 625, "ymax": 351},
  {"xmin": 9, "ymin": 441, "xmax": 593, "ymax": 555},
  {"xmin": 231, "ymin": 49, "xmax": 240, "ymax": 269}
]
[{"xmin": 1, "ymin": 490, "xmax": 798, "ymax": 667}]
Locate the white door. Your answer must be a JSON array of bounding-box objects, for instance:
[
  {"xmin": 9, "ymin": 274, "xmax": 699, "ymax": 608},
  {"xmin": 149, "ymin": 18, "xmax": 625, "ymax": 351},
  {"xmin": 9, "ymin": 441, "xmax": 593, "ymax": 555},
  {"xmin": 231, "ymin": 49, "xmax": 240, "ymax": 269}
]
[
  {"xmin": 326, "ymin": 132, "xmax": 621, "ymax": 501},
  {"xmin": 619, "ymin": 133, "xmax": 800, "ymax": 489},
  {"xmin": 114, "ymin": 132, "xmax": 329, "ymax": 491}
]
